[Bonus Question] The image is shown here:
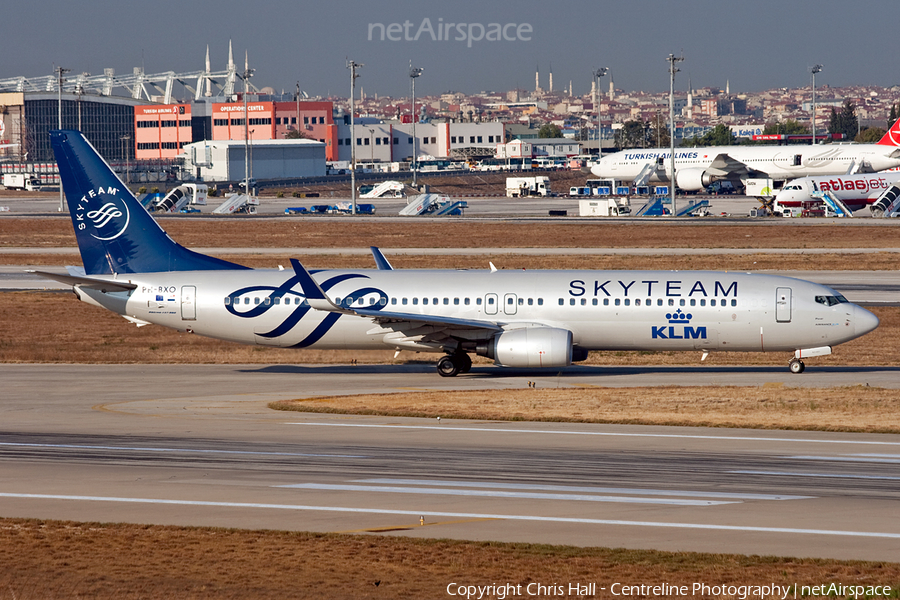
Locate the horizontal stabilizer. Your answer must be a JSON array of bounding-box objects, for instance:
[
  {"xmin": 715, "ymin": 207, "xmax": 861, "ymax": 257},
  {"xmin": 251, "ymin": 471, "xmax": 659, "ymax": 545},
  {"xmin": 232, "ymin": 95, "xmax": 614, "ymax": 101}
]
[{"xmin": 27, "ymin": 270, "xmax": 137, "ymax": 293}]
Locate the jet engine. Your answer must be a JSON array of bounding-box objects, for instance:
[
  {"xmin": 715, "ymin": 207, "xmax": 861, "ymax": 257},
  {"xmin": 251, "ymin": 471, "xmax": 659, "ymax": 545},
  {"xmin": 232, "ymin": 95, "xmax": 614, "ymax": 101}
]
[
  {"xmin": 476, "ymin": 327, "xmax": 573, "ymax": 368},
  {"xmin": 674, "ymin": 168, "xmax": 716, "ymax": 192}
]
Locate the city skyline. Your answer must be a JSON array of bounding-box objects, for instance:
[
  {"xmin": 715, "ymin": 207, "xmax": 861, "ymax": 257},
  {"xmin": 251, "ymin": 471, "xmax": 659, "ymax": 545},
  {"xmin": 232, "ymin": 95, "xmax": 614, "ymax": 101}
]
[{"xmin": 2, "ymin": 0, "xmax": 898, "ymax": 100}]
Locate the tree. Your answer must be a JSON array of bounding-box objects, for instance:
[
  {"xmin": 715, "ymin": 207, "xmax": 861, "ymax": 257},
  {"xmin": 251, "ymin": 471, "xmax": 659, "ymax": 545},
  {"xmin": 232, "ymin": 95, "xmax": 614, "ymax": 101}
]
[
  {"xmin": 681, "ymin": 124, "xmax": 736, "ymax": 147},
  {"xmin": 285, "ymin": 129, "xmax": 311, "ymax": 140},
  {"xmin": 827, "ymin": 99, "xmax": 858, "ymax": 140},
  {"xmin": 763, "ymin": 120, "xmax": 808, "ymax": 135},
  {"xmin": 614, "ymin": 120, "xmax": 650, "ymax": 149},
  {"xmin": 889, "ymin": 104, "xmax": 897, "ymax": 127},
  {"xmin": 537, "ymin": 123, "xmax": 562, "ymax": 139},
  {"xmin": 855, "ymin": 127, "xmax": 885, "ymax": 143}
]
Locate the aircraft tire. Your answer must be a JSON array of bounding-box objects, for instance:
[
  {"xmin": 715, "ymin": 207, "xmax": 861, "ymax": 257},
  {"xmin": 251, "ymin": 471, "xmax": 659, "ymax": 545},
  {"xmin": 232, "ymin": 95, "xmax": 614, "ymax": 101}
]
[
  {"xmin": 457, "ymin": 353, "xmax": 472, "ymax": 373},
  {"xmin": 789, "ymin": 358, "xmax": 805, "ymax": 374},
  {"xmin": 437, "ymin": 355, "xmax": 460, "ymax": 377}
]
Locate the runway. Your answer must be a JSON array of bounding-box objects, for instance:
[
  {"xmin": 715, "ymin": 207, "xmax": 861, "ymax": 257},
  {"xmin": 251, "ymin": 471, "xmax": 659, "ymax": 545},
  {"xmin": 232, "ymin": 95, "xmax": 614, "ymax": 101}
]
[{"xmin": 2, "ymin": 363, "xmax": 900, "ymax": 561}]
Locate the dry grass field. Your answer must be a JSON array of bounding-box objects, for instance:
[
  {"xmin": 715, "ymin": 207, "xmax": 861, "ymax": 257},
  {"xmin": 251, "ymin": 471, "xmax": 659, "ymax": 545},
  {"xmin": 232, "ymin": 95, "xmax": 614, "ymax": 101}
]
[
  {"xmin": 273, "ymin": 385, "xmax": 900, "ymax": 433},
  {"xmin": 1, "ymin": 518, "xmax": 898, "ymax": 600}
]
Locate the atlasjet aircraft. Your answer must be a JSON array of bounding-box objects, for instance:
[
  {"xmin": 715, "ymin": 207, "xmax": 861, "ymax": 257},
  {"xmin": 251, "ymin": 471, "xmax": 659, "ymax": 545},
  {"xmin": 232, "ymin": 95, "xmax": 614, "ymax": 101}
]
[
  {"xmin": 591, "ymin": 118, "xmax": 900, "ymax": 191},
  {"xmin": 38, "ymin": 130, "xmax": 879, "ymax": 376},
  {"xmin": 774, "ymin": 172, "xmax": 900, "ymax": 212}
]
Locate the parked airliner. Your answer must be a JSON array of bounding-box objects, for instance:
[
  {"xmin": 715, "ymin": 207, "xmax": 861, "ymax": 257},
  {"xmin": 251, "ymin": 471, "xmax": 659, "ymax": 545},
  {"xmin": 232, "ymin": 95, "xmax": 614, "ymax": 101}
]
[
  {"xmin": 591, "ymin": 118, "xmax": 900, "ymax": 192},
  {"xmin": 774, "ymin": 172, "xmax": 900, "ymax": 212},
  {"xmin": 38, "ymin": 130, "xmax": 879, "ymax": 376}
]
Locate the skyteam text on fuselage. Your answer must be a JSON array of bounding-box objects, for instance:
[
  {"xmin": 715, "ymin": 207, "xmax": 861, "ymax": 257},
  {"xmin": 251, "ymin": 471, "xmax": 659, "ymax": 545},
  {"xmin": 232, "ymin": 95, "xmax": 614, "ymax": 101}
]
[
  {"xmin": 39, "ymin": 130, "xmax": 879, "ymax": 376},
  {"xmin": 590, "ymin": 118, "xmax": 900, "ymax": 192}
]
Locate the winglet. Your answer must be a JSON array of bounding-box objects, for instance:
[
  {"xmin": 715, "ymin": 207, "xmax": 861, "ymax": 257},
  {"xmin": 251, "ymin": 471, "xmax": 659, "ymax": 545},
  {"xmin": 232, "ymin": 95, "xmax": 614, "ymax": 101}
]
[
  {"xmin": 370, "ymin": 246, "xmax": 394, "ymax": 270},
  {"xmin": 289, "ymin": 259, "xmax": 347, "ymax": 313}
]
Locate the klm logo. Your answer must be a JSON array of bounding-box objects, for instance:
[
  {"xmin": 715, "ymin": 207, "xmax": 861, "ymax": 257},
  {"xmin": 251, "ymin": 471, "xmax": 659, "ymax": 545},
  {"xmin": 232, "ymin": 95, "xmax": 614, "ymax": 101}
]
[{"xmin": 651, "ymin": 309, "xmax": 707, "ymax": 340}]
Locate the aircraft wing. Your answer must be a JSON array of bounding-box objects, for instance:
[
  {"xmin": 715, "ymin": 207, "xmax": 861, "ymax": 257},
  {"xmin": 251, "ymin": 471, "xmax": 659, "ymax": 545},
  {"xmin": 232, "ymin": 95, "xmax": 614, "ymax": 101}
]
[
  {"xmin": 705, "ymin": 153, "xmax": 751, "ymax": 178},
  {"xmin": 290, "ymin": 259, "xmax": 501, "ymax": 334},
  {"xmin": 27, "ymin": 270, "xmax": 138, "ymax": 293}
]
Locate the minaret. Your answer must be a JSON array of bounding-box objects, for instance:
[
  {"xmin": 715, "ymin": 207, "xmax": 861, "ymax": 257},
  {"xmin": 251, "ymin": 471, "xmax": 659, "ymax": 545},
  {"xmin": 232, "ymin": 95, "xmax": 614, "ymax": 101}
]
[
  {"xmin": 204, "ymin": 45, "xmax": 212, "ymax": 97},
  {"xmin": 569, "ymin": 80, "xmax": 573, "ymax": 97},
  {"xmin": 608, "ymin": 73, "xmax": 614, "ymax": 102},
  {"xmin": 549, "ymin": 63, "xmax": 553, "ymax": 93},
  {"xmin": 687, "ymin": 77, "xmax": 694, "ymax": 120},
  {"xmin": 726, "ymin": 79, "xmax": 730, "ymax": 95},
  {"xmin": 535, "ymin": 64, "xmax": 540, "ymax": 93}
]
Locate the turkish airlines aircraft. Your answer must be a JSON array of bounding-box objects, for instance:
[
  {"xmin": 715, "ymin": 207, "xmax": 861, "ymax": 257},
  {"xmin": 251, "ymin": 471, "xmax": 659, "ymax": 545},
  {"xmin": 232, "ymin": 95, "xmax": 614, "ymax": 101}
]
[
  {"xmin": 37, "ymin": 130, "xmax": 879, "ymax": 376},
  {"xmin": 774, "ymin": 172, "xmax": 900, "ymax": 211},
  {"xmin": 590, "ymin": 119, "xmax": 900, "ymax": 191}
]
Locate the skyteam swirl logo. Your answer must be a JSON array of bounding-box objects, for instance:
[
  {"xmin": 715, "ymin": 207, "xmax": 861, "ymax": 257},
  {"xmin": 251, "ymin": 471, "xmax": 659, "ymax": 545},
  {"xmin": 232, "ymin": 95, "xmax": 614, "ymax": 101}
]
[
  {"xmin": 88, "ymin": 203, "xmax": 123, "ymax": 228},
  {"xmin": 227, "ymin": 272, "xmax": 388, "ymax": 347},
  {"xmin": 73, "ymin": 186, "xmax": 130, "ymax": 241}
]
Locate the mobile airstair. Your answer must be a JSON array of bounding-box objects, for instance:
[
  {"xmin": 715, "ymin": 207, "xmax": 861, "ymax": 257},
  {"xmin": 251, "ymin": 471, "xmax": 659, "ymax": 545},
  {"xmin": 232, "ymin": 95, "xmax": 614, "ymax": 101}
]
[
  {"xmin": 810, "ymin": 191, "xmax": 853, "ymax": 217},
  {"xmin": 870, "ymin": 184, "xmax": 900, "ymax": 218},
  {"xmin": 152, "ymin": 186, "xmax": 192, "ymax": 213},
  {"xmin": 213, "ymin": 193, "xmax": 258, "ymax": 214},
  {"xmin": 359, "ymin": 180, "xmax": 407, "ymax": 198},
  {"xmin": 675, "ymin": 198, "xmax": 710, "ymax": 217},
  {"xmin": 399, "ymin": 194, "xmax": 467, "ymax": 216},
  {"xmin": 634, "ymin": 196, "xmax": 666, "ymax": 216}
]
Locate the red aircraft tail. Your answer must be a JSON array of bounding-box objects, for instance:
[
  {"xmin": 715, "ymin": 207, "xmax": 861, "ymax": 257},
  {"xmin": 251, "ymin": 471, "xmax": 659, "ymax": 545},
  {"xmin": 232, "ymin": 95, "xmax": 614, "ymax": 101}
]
[{"xmin": 877, "ymin": 117, "xmax": 900, "ymax": 145}]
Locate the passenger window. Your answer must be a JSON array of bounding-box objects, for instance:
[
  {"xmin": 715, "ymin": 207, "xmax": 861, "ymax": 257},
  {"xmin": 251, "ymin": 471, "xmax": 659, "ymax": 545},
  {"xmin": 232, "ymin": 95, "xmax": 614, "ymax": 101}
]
[
  {"xmin": 635, "ymin": 299, "xmax": 641, "ymax": 306},
  {"xmin": 254, "ymin": 298, "xmax": 260, "ymax": 305},
  {"xmin": 508, "ymin": 297, "xmax": 514, "ymax": 305},
  {"xmin": 244, "ymin": 297, "xmax": 250, "ymax": 305},
  {"xmin": 731, "ymin": 299, "xmax": 737, "ymax": 307},
  {"xmin": 423, "ymin": 298, "xmax": 429, "ymax": 305},
  {"xmin": 528, "ymin": 298, "xmax": 533, "ymax": 306},
  {"xmin": 569, "ymin": 298, "xmax": 576, "ymax": 306},
  {"xmin": 657, "ymin": 299, "xmax": 663, "ymax": 306},
  {"xmin": 370, "ymin": 297, "xmax": 376, "ymax": 305},
  {"xmin": 402, "ymin": 298, "xmax": 408, "ymax": 305},
  {"xmin": 679, "ymin": 299, "xmax": 685, "ymax": 306},
  {"xmin": 413, "ymin": 298, "xmax": 419, "ymax": 305},
  {"xmin": 476, "ymin": 298, "xmax": 482, "ymax": 305},
  {"xmin": 690, "ymin": 299, "xmax": 696, "ymax": 306},
  {"xmin": 603, "ymin": 298, "xmax": 609, "ymax": 306},
  {"xmin": 391, "ymin": 298, "xmax": 397, "ymax": 305},
  {"xmin": 668, "ymin": 299, "xmax": 674, "ymax": 306},
  {"xmin": 444, "ymin": 298, "xmax": 449, "ymax": 305},
  {"xmin": 580, "ymin": 298, "xmax": 586, "ymax": 305},
  {"xmin": 465, "ymin": 298, "xmax": 471, "ymax": 305},
  {"xmin": 614, "ymin": 298, "xmax": 620, "ymax": 306},
  {"xmin": 558, "ymin": 299, "xmax": 564, "ymax": 306},
  {"xmin": 488, "ymin": 297, "xmax": 495, "ymax": 305},
  {"xmin": 700, "ymin": 299, "xmax": 706, "ymax": 306},
  {"xmin": 433, "ymin": 298, "xmax": 438, "ymax": 305},
  {"xmin": 537, "ymin": 298, "xmax": 543, "ymax": 306},
  {"xmin": 454, "ymin": 298, "xmax": 459, "ymax": 305},
  {"xmin": 518, "ymin": 298, "xmax": 524, "ymax": 305},
  {"xmin": 224, "ymin": 297, "xmax": 231, "ymax": 305},
  {"xmin": 711, "ymin": 299, "xmax": 717, "ymax": 306},
  {"xmin": 624, "ymin": 299, "xmax": 630, "ymax": 306},
  {"xmin": 592, "ymin": 298, "xmax": 597, "ymax": 306}
]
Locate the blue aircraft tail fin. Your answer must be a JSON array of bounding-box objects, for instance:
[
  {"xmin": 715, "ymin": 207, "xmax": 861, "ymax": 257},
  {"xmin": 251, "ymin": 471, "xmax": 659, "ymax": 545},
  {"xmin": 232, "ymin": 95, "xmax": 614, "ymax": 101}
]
[{"xmin": 50, "ymin": 130, "xmax": 248, "ymax": 275}]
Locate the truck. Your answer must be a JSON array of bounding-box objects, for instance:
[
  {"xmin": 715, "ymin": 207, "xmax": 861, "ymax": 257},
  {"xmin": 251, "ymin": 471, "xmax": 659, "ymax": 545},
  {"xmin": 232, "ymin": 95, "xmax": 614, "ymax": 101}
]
[
  {"xmin": 506, "ymin": 176, "xmax": 550, "ymax": 198},
  {"xmin": 2, "ymin": 173, "xmax": 41, "ymax": 191},
  {"xmin": 578, "ymin": 197, "xmax": 631, "ymax": 216}
]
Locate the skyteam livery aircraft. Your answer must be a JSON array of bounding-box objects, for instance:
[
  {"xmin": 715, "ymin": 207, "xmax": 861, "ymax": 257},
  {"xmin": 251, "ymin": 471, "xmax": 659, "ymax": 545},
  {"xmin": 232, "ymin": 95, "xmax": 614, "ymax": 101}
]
[
  {"xmin": 590, "ymin": 118, "xmax": 900, "ymax": 192},
  {"xmin": 38, "ymin": 130, "xmax": 879, "ymax": 376}
]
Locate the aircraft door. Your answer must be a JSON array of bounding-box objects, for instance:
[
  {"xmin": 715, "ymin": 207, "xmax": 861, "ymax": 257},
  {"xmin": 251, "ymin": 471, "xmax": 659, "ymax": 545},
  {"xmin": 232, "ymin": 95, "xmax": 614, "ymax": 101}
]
[
  {"xmin": 775, "ymin": 287, "xmax": 791, "ymax": 323},
  {"xmin": 485, "ymin": 293, "xmax": 498, "ymax": 315},
  {"xmin": 181, "ymin": 285, "xmax": 197, "ymax": 321},
  {"xmin": 504, "ymin": 293, "xmax": 518, "ymax": 315}
]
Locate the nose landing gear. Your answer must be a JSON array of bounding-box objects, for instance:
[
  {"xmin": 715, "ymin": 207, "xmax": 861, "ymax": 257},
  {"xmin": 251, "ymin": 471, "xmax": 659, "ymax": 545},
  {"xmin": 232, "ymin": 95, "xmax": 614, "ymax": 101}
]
[{"xmin": 788, "ymin": 358, "xmax": 805, "ymax": 374}]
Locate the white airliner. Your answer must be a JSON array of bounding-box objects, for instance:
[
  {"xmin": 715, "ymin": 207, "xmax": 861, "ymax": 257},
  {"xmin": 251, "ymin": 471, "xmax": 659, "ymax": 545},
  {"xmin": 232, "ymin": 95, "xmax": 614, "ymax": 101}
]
[
  {"xmin": 37, "ymin": 130, "xmax": 879, "ymax": 376},
  {"xmin": 591, "ymin": 118, "xmax": 900, "ymax": 191},
  {"xmin": 774, "ymin": 172, "xmax": 900, "ymax": 212}
]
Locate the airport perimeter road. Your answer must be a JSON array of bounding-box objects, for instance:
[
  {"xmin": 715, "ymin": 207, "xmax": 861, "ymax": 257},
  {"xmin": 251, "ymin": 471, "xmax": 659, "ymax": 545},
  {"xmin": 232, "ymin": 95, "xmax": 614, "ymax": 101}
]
[{"xmin": 2, "ymin": 363, "xmax": 900, "ymax": 561}]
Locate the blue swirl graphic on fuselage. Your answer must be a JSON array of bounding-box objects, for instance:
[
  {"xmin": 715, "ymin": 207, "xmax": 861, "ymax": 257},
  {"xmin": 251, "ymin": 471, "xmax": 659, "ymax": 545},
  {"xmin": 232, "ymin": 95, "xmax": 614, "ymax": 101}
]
[{"xmin": 225, "ymin": 273, "xmax": 388, "ymax": 347}]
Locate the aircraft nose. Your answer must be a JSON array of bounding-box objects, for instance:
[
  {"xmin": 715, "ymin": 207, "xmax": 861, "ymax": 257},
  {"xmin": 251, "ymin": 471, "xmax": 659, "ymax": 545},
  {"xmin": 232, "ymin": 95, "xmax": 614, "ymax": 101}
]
[{"xmin": 854, "ymin": 305, "xmax": 880, "ymax": 336}]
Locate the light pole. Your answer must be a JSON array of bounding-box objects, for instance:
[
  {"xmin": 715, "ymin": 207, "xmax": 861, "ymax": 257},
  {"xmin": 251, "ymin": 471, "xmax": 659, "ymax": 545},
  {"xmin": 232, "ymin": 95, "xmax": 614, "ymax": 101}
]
[
  {"xmin": 56, "ymin": 66, "xmax": 70, "ymax": 212},
  {"xmin": 667, "ymin": 53, "xmax": 684, "ymax": 217},
  {"xmin": 409, "ymin": 63, "xmax": 423, "ymax": 188},
  {"xmin": 593, "ymin": 68, "xmax": 608, "ymax": 162},
  {"xmin": 810, "ymin": 64, "xmax": 822, "ymax": 145},
  {"xmin": 242, "ymin": 54, "xmax": 254, "ymax": 196},
  {"xmin": 295, "ymin": 82, "xmax": 300, "ymax": 135},
  {"xmin": 348, "ymin": 60, "xmax": 363, "ymax": 215},
  {"xmin": 120, "ymin": 135, "xmax": 131, "ymax": 185}
]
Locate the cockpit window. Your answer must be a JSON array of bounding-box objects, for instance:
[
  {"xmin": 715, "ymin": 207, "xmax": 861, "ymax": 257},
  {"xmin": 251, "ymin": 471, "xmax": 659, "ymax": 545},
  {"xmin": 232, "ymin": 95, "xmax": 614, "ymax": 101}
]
[{"xmin": 815, "ymin": 295, "xmax": 848, "ymax": 306}]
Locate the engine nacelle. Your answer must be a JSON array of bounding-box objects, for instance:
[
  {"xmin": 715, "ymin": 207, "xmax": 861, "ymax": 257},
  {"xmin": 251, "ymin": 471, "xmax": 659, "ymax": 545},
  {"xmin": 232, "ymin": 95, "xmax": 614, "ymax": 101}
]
[
  {"xmin": 476, "ymin": 327, "xmax": 573, "ymax": 368},
  {"xmin": 674, "ymin": 168, "xmax": 715, "ymax": 191}
]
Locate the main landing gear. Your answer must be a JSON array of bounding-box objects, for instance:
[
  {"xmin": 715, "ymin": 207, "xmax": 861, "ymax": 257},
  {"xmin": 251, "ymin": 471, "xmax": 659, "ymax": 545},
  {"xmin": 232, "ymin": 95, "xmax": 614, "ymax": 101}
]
[
  {"xmin": 436, "ymin": 352, "xmax": 472, "ymax": 377},
  {"xmin": 788, "ymin": 358, "xmax": 806, "ymax": 374}
]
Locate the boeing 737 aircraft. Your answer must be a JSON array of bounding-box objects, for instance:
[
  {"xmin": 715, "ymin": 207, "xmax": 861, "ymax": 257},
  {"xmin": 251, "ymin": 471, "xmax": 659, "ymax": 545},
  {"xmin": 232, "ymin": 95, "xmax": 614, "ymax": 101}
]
[
  {"xmin": 591, "ymin": 118, "xmax": 900, "ymax": 192},
  {"xmin": 38, "ymin": 130, "xmax": 879, "ymax": 376}
]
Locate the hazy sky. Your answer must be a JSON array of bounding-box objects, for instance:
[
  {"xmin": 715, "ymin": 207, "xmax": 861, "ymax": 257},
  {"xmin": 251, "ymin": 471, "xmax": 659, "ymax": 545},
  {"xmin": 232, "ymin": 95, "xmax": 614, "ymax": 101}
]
[{"xmin": 3, "ymin": 0, "xmax": 898, "ymax": 99}]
